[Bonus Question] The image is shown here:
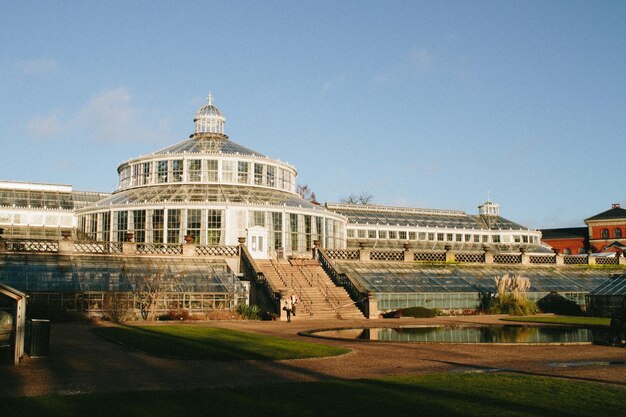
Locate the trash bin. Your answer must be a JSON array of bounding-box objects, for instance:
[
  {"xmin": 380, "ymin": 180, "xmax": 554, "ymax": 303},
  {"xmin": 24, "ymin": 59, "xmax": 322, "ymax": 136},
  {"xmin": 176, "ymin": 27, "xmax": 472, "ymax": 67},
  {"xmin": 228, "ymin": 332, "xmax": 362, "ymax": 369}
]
[{"xmin": 27, "ymin": 319, "xmax": 50, "ymax": 358}]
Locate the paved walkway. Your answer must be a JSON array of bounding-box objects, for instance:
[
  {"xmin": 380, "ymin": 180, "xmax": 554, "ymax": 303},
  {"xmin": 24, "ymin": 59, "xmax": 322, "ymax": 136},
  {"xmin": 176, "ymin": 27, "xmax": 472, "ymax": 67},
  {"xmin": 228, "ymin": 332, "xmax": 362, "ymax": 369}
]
[{"xmin": 2, "ymin": 315, "xmax": 626, "ymax": 397}]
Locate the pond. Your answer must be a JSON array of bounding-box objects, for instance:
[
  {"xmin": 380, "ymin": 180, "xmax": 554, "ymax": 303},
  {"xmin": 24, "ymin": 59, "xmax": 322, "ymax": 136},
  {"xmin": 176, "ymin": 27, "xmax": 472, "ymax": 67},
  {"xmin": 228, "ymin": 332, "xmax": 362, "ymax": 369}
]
[{"xmin": 304, "ymin": 325, "xmax": 608, "ymax": 344}]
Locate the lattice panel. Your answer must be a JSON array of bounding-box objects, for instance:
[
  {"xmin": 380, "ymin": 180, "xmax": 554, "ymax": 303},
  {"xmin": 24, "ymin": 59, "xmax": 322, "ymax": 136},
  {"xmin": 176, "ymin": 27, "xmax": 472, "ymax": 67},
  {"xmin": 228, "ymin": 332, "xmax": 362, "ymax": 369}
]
[
  {"xmin": 195, "ymin": 245, "xmax": 239, "ymax": 257},
  {"xmin": 454, "ymin": 253, "xmax": 485, "ymax": 263},
  {"xmin": 493, "ymin": 254, "xmax": 522, "ymax": 264},
  {"xmin": 414, "ymin": 252, "xmax": 446, "ymax": 262},
  {"xmin": 73, "ymin": 241, "xmax": 122, "ymax": 254},
  {"xmin": 596, "ymin": 257, "xmax": 619, "ymax": 265},
  {"xmin": 136, "ymin": 243, "xmax": 183, "ymax": 255},
  {"xmin": 564, "ymin": 256, "xmax": 588, "ymax": 265},
  {"xmin": 529, "ymin": 255, "xmax": 556, "ymax": 264},
  {"xmin": 326, "ymin": 249, "xmax": 360, "ymax": 260},
  {"xmin": 5, "ymin": 240, "xmax": 58, "ymax": 253},
  {"xmin": 370, "ymin": 250, "xmax": 404, "ymax": 261}
]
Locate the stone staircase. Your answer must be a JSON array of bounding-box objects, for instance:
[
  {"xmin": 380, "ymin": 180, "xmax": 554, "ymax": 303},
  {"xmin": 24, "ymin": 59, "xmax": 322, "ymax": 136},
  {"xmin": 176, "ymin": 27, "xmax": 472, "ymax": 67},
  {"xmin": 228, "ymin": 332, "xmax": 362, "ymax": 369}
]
[{"xmin": 254, "ymin": 259, "xmax": 365, "ymax": 320}]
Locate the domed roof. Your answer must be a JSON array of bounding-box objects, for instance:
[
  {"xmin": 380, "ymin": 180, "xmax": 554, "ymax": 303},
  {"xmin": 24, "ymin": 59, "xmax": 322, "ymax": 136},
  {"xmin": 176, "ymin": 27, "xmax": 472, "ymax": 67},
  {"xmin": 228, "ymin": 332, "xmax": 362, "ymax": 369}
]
[
  {"xmin": 148, "ymin": 136, "xmax": 266, "ymax": 158},
  {"xmin": 194, "ymin": 93, "xmax": 225, "ymax": 135}
]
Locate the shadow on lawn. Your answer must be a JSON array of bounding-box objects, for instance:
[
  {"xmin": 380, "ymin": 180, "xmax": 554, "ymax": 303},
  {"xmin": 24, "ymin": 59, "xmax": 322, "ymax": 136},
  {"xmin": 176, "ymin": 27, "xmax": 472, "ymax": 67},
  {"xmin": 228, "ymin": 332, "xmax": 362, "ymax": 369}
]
[
  {"xmin": 91, "ymin": 324, "xmax": 345, "ymax": 360},
  {"xmin": 3, "ymin": 373, "xmax": 622, "ymax": 417}
]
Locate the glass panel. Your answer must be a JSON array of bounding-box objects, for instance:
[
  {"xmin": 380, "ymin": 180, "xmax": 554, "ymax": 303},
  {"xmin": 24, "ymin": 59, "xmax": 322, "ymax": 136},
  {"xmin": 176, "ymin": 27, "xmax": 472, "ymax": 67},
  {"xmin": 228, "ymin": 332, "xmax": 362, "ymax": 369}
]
[
  {"xmin": 167, "ymin": 209, "xmax": 181, "ymax": 243},
  {"xmin": 172, "ymin": 160, "xmax": 183, "ymax": 182},
  {"xmin": 207, "ymin": 209, "xmax": 223, "ymax": 245},
  {"xmin": 206, "ymin": 159, "xmax": 218, "ymax": 182},
  {"xmin": 188, "ymin": 160, "xmax": 202, "ymax": 182},
  {"xmin": 152, "ymin": 209, "xmax": 164, "ymax": 243},
  {"xmin": 254, "ymin": 163, "xmax": 264, "ymax": 185},
  {"xmin": 266, "ymin": 166, "xmax": 275, "ymax": 187},
  {"xmin": 133, "ymin": 210, "xmax": 146, "ymax": 242},
  {"xmin": 187, "ymin": 209, "xmax": 202, "ymax": 243},
  {"xmin": 237, "ymin": 161, "xmax": 249, "ymax": 183},
  {"xmin": 157, "ymin": 160, "xmax": 168, "ymax": 183},
  {"xmin": 222, "ymin": 161, "xmax": 235, "ymax": 183}
]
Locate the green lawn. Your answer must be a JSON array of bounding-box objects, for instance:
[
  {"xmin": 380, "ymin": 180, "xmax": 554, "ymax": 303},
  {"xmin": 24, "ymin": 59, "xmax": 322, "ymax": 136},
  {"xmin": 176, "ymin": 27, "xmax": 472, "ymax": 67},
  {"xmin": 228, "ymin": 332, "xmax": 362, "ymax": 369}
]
[
  {"xmin": 2, "ymin": 373, "xmax": 625, "ymax": 417},
  {"xmin": 92, "ymin": 325, "xmax": 349, "ymax": 360},
  {"xmin": 501, "ymin": 316, "xmax": 610, "ymax": 326}
]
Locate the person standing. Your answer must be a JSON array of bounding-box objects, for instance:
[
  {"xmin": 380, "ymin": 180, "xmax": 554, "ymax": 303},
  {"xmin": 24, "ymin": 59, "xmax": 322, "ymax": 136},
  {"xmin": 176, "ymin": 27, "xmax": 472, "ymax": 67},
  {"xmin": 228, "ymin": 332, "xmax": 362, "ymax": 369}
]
[
  {"xmin": 282, "ymin": 299, "xmax": 292, "ymax": 322},
  {"xmin": 291, "ymin": 294, "xmax": 300, "ymax": 317}
]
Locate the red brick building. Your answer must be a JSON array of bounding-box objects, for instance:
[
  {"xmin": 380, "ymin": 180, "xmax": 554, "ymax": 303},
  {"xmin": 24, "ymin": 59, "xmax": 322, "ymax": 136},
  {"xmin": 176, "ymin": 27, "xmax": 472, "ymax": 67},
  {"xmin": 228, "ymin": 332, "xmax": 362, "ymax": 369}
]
[
  {"xmin": 541, "ymin": 203, "xmax": 626, "ymax": 254},
  {"xmin": 585, "ymin": 203, "xmax": 626, "ymax": 253},
  {"xmin": 540, "ymin": 227, "xmax": 587, "ymax": 255}
]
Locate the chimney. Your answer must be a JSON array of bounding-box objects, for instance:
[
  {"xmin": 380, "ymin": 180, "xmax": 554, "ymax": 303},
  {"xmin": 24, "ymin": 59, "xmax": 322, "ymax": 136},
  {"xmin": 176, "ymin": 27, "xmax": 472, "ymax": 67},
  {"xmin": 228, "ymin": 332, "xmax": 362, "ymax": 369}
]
[{"xmin": 612, "ymin": 203, "xmax": 621, "ymax": 209}]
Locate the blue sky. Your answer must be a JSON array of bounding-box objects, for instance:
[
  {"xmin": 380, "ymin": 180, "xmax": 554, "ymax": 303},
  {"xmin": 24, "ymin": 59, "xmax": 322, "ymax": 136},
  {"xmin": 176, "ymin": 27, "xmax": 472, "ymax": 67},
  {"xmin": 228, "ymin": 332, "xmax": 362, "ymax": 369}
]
[{"xmin": 1, "ymin": 1, "xmax": 624, "ymax": 229}]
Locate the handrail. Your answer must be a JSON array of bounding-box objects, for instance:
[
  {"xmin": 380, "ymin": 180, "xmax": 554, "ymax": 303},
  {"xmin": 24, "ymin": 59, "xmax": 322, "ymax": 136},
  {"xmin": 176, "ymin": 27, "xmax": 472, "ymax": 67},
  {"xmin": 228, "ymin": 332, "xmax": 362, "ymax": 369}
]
[
  {"xmin": 240, "ymin": 245, "xmax": 280, "ymax": 311},
  {"xmin": 290, "ymin": 275, "xmax": 313, "ymax": 315},
  {"xmin": 297, "ymin": 265, "xmax": 315, "ymax": 287},
  {"xmin": 318, "ymin": 248, "xmax": 369, "ymax": 317},
  {"xmin": 269, "ymin": 259, "xmax": 290, "ymax": 287},
  {"xmin": 316, "ymin": 273, "xmax": 341, "ymax": 309}
]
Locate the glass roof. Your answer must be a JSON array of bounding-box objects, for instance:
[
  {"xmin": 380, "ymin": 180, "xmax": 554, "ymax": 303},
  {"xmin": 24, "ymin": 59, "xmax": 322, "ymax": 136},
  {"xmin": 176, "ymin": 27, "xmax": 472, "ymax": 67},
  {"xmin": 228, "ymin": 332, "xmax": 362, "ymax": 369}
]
[
  {"xmin": 587, "ymin": 274, "xmax": 626, "ymax": 296},
  {"xmin": 81, "ymin": 184, "xmax": 324, "ymax": 210},
  {"xmin": 0, "ymin": 187, "xmax": 109, "ymax": 210},
  {"xmin": 0, "ymin": 254, "xmax": 241, "ymax": 293},
  {"xmin": 72, "ymin": 191, "xmax": 112, "ymax": 210},
  {"xmin": 336, "ymin": 261, "xmax": 616, "ymax": 294},
  {"xmin": 328, "ymin": 206, "xmax": 527, "ymax": 230},
  {"xmin": 148, "ymin": 135, "xmax": 265, "ymax": 158}
]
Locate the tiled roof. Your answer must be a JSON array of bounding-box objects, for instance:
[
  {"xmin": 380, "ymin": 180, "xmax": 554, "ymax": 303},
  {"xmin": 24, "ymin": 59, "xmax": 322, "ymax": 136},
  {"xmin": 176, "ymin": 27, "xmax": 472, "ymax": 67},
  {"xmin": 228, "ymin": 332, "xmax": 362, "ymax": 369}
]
[
  {"xmin": 541, "ymin": 227, "xmax": 588, "ymax": 240},
  {"xmin": 585, "ymin": 206, "xmax": 626, "ymax": 222}
]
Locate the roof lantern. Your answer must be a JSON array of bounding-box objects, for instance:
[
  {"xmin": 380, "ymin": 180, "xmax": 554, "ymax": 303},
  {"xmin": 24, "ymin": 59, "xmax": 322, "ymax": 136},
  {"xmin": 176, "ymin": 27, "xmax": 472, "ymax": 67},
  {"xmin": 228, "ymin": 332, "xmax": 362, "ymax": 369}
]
[
  {"xmin": 478, "ymin": 200, "xmax": 500, "ymax": 217},
  {"xmin": 193, "ymin": 93, "xmax": 225, "ymax": 135}
]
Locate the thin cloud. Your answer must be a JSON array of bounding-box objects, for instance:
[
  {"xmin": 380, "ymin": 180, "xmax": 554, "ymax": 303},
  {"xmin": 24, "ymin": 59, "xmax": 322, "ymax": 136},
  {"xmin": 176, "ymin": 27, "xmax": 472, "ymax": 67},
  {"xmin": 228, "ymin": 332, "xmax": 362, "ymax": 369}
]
[
  {"xmin": 373, "ymin": 46, "xmax": 435, "ymax": 84},
  {"xmin": 14, "ymin": 58, "xmax": 59, "ymax": 74},
  {"xmin": 71, "ymin": 87, "xmax": 138, "ymax": 142},
  {"xmin": 408, "ymin": 47, "xmax": 432, "ymax": 71},
  {"xmin": 26, "ymin": 87, "xmax": 171, "ymax": 144},
  {"xmin": 26, "ymin": 112, "xmax": 63, "ymax": 138},
  {"xmin": 321, "ymin": 75, "xmax": 346, "ymax": 96}
]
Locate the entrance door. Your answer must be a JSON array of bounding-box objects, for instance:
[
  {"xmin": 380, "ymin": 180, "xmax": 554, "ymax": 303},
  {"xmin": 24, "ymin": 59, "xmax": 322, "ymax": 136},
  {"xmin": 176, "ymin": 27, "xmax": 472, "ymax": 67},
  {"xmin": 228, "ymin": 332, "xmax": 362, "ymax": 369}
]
[{"xmin": 247, "ymin": 226, "xmax": 269, "ymax": 259}]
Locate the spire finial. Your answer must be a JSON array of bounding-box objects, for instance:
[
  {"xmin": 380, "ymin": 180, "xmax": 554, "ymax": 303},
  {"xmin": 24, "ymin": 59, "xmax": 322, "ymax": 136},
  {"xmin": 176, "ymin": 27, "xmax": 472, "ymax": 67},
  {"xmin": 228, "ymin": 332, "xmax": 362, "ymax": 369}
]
[
  {"xmin": 487, "ymin": 190, "xmax": 491, "ymax": 203},
  {"xmin": 207, "ymin": 92, "xmax": 213, "ymax": 105}
]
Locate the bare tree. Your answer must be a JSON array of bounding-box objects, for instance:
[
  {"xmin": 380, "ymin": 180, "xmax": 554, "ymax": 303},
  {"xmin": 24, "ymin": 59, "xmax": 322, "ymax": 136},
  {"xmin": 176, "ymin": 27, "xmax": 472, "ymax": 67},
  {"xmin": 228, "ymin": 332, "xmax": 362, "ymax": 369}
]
[
  {"xmin": 340, "ymin": 193, "xmax": 373, "ymax": 205},
  {"xmin": 296, "ymin": 184, "xmax": 318, "ymax": 203},
  {"xmin": 122, "ymin": 264, "xmax": 166, "ymax": 320}
]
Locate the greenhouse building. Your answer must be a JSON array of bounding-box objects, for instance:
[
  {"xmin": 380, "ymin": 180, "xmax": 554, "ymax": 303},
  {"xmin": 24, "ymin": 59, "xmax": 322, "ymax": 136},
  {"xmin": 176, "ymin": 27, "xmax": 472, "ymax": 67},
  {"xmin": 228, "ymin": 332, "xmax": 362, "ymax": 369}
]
[
  {"xmin": 75, "ymin": 94, "xmax": 346, "ymax": 258},
  {"xmin": 1, "ymin": 92, "xmax": 624, "ymax": 321}
]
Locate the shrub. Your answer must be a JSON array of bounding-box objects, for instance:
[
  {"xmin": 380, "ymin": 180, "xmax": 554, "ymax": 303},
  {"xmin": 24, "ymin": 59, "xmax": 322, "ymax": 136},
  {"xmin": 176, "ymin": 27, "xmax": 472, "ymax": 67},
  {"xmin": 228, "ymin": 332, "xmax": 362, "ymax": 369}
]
[
  {"xmin": 167, "ymin": 309, "xmax": 191, "ymax": 321},
  {"xmin": 26, "ymin": 301, "xmax": 90, "ymax": 322},
  {"xmin": 189, "ymin": 312, "xmax": 207, "ymax": 321},
  {"xmin": 537, "ymin": 293, "xmax": 583, "ymax": 316},
  {"xmin": 205, "ymin": 310, "xmax": 238, "ymax": 320},
  {"xmin": 236, "ymin": 304, "xmax": 261, "ymax": 320},
  {"xmin": 382, "ymin": 307, "xmax": 438, "ymax": 318},
  {"xmin": 488, "ymin": 293, "xmax": 539, "ymax": 316}
]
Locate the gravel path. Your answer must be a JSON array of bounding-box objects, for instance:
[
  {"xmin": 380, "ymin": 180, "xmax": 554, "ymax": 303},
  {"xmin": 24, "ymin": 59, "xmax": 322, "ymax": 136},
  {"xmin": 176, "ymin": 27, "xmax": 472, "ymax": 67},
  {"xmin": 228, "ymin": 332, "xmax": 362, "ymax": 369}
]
[{"xmin": 2, "ymin": 315, "xmax": 626, "ymax": 398}]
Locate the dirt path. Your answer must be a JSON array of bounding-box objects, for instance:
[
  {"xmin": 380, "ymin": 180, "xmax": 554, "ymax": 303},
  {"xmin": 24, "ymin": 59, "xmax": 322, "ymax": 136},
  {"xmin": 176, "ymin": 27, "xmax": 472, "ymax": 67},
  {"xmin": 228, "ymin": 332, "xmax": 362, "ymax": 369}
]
[{"xmin": 3, "ymin": 316, "xmax": 626, "ymax": 397}]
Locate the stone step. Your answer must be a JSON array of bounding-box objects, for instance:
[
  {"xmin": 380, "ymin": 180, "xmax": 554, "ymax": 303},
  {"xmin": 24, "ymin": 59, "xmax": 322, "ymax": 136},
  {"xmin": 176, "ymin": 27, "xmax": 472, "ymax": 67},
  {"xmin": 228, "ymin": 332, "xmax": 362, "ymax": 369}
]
[{"xmin": 254, "ymin": 259, "xmax": 366, "ymax": 320}]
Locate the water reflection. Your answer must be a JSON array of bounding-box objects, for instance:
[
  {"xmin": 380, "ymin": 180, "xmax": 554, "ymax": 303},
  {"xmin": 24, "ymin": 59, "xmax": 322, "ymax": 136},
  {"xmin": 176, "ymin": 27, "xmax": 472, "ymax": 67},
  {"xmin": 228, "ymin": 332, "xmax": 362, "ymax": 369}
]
[{"xmin": 313, "ymin": 325, "xmax": 607, "ymax": 344}]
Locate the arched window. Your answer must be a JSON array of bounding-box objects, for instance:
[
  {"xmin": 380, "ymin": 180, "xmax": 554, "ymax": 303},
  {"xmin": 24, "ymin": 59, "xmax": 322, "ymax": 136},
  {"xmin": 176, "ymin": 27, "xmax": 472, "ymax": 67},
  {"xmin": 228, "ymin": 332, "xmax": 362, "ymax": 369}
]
[
  {"xmin": 578, "ymin": 247, "xmax": 586, "ymax": 254},
  {"xmin": 615, "ymin": 228, "xmax": 622, "ymax": 238},
  {"xmin": 563, "ymin": 248, "xmax": 571, "ymax": 255},
  {"xmin": 601, "ymin": 228, "xmax": 609, "ymax": 239}
]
